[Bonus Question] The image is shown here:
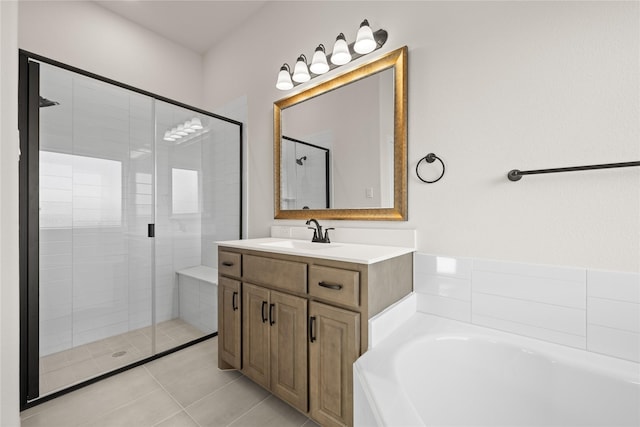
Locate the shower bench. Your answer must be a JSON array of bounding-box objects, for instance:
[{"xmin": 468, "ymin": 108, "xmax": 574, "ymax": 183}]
[{"xmin": 176, "ymin": 266, "xmax": 218, "ymax": 333}]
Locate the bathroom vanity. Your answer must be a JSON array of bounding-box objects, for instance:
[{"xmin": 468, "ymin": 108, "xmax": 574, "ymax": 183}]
[{"xmin": 216, "ymin": 238, "xmax": 413, "ymax": 427}]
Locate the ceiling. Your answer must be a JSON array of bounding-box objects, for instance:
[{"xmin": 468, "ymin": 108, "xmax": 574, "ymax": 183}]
[{"xmin": 94, "ymin": 1, "xmax": 268, "ymax": 54}]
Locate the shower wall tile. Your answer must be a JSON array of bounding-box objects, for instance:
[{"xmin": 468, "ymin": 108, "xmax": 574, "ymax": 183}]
[{"xmin": 415, "ymin": 252, "xmax": 640, "ymax": 362}]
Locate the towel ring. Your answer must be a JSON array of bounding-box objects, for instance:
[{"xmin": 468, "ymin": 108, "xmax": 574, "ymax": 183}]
[{"xmin": 416, "ymin": 153, "xmax": 445, "ymax": 183}]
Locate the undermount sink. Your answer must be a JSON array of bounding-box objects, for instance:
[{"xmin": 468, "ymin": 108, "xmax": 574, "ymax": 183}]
[{"xmin": 260, "ymin": 240, "xmax": 341, "ymax": 250}]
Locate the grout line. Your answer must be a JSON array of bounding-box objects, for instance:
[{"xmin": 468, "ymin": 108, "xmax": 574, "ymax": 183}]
[
  {"xmin": 474, "ymin": 312, "xmax": 586, "ymax": 339},
  {"xmin": 586, "ymin": 322, "xmax": 640, "ymax": 336},
  {"xmin": 225, "ymin": 394, "xmax": 273, "ymax": 427},
  {"xmin": 472, "ymin": 289, "xmax": 587, "ymax": 311}
]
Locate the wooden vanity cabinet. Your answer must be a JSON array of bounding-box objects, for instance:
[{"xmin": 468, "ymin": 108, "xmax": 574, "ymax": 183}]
[{"xmin": 217, "ymin": 246, "xmax": 413, "ymax": 427}]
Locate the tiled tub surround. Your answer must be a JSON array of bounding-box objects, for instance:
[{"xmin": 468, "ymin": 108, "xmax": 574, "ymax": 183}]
[{"xmin": 414, "ymin": 253, "xmax": 640, "ymax": 362}]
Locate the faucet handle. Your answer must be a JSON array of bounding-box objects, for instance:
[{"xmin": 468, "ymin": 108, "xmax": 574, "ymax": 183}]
[
  {"xmin": 307, "ymin": 227, "xmax": 318, "ymax": 240},
  {"xmin": 323, "ymin": 228, "xmax": 335, "ymax": 243}
]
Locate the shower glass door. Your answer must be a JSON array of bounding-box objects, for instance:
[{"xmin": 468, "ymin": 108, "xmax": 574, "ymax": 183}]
[
  {"xmin": 38, "ymin": 63, "xmax": 155, "ymax": 396},
  {"xmin": 21, "ymin": 54, "xmax": 242, "ymax": 404}
]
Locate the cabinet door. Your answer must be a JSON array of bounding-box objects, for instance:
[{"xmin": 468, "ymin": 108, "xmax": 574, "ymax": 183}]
[
  {"xmin": 218, "ymin": 277, "xmax": 241, "ymax": 370},
  {"xmin": 309, "ymin": 301, "xmax": 360, "ymax": 427},
  {"xmin": 242, "ymin": 283, "xmax": 270, "ymax": 389},
  {"xmin": 270, "ymin": 291, "xmax": 308, "ymax": 412}
]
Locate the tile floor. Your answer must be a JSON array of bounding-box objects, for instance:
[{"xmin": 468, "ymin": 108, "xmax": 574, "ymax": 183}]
[
  {"xmin": 39, "ymin": 319, "xmax": 207, "ymax": 396},
  {"xmin": 22, "ymin": 337, "xmax": 320, "ymax": 427}
]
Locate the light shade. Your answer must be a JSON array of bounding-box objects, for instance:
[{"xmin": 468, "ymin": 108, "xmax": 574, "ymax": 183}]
[
  {"xmin": 331, "ymin": 33, "xmax": 351, "ymax": 65},
  {"xmin": 292, "ymin": 54, "xmax": 310, "ymax": 83},
  {"xmin": 176, "ymin": 124, "xmax": 188, "ymax": 136},
  {"xmin": 171, "ymin": 127, "xmax": 182, "ymax": 139},
  {"xmin": 276, "ymin": 64, "xmax": 293, "ymax": 90},
  {"xmin": 354, "ymin": 19, "xmax": 376, "ymax": 54},
  {"xmin": 190, "ymin": 117, "xmax": 203, "ymax": 130},
  {"xmin": 164, "ymin": 131, "xmax": 176, "ymax": 142},
  {"xmin": 309, "ymin": 44, "xmax": 329, "ymax": 74},
  {"xmin": 183, "ymin": 120, "xmax": 196, "ymax": 133}
]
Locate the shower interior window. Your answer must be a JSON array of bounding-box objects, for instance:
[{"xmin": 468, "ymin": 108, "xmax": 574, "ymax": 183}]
[
  {"xmin": 171, "ymin": 168, "xmax": 199, "ymax": 215},
  {"xmin": 40, "ymin": 151, "xmax": 122, "ymax": 228}
]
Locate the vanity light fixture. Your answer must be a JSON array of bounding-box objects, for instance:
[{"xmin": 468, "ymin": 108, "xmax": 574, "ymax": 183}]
[
  {"xmin": 275, "ymin": 19, "xmax": 388, "ymax": 90},
  {"xmin": 292, "ymin": 54, "xmax": 311, "ymax": 83},
  {"xmin": 331, "ymin": 33, "xmax": 351, "ymax": 65},
  {"xmin": 309, "ymin": 44, "xmax": 329, "ymax": 74}
]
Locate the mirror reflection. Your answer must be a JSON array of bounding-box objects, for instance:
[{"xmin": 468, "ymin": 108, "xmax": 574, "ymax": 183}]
[{"xmin": 280, "ymin": 68, "xmax": 394, "ymax": 210}]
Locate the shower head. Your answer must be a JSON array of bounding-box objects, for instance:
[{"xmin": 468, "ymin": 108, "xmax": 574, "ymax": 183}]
[
  {"xmin": 296, "ymin": 156, "xmax": 307, "ymax": 165},
  {"xmin": 39, "ymin": 96, "xmax": 60, "ymax": 108}
]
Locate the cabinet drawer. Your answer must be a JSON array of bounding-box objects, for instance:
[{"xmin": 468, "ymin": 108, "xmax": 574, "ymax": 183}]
[
  {"xmin": 219, "ymin": 251, "xmax": 242, "ymax": 278},
  {"xmin": 309, "ymin": 265, "xmax": 360, "ymax": 308},
  {"xmin": 244, "ymin": 255, "xmax": 307, "ymax": 294}
]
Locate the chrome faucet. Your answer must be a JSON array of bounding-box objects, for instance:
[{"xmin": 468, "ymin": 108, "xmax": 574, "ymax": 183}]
[{"xmin": 306, "ymin": 219, "xmax": 333, "ymax": 243}]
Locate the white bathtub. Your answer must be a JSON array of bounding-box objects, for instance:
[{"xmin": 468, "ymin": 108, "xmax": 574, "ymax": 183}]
[{"xmin": 354, "ymin": 313, "xmax": 640, "ymax": 426}]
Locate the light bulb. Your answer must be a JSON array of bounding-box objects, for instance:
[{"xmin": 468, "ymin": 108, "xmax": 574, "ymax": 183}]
[
  {"xmin": 292, "ymin": 54, "xmax": 310, "ymax": 83},
  {"xmin": 331, "ymin": 33, "xmax": 351, "ymax": 65},
  {"xmin": 310, "ymin": 44, "xmax": 329, "ymax": 74},
  {"xmin": 276, "ymin": 64, "xmax": 293, "ymax": 90},
  {"xmin": 164, "ymin": 131, "xmax": 176, "ymax": 142},
  {"xmin": 354, "ymin": 19, "xmax": 376, "ymax": 54}
]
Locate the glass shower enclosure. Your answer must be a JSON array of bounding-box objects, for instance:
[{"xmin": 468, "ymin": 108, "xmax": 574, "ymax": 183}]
[{"xmin": 19, "ymin": 52, "xmax": 242, "ymax": 407}]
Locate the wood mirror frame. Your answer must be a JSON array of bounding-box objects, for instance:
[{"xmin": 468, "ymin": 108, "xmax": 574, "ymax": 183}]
[{"xmin": 274, "ymin": 46, "xmax": 407, "ymax": 221}]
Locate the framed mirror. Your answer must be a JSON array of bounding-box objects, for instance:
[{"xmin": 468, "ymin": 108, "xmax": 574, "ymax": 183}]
[{"xmin": 274, "ymin": 46, "xmax": 407, "ymax": 221}]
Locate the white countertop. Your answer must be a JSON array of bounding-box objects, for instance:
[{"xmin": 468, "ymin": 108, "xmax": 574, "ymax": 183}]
[{"xmin": 217, "ymin": 238, "xmax": 414, "ymax": 265}]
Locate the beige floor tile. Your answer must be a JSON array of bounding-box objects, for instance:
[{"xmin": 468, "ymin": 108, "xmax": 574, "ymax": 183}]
[
  {"xmin": 22, "ymin": 367, "xmax": 162, "ymax": 427},
  {"xmin": 301, "ymin": 418, "xmax": 321, "ymax": 427},
  {"xmin": 40, "ymin": 365, "xmax": 77, "ymax": 394},
  {"xmin": 65, "ymin": 345, "xmax": 93, "ymax": 364},
  {"xmin": 229, "ymin": 395, "xmax": 308, "ymax": 427},
  {"xmin": 41, "ymin": 351, "xmax": 71, "ymax": 373},
  {"xmin": 153, "ymin": 411, "xmax": 199, "ymax": 427},
  {"xmin": 153, "ymin": 362, "xmax": 241, "ymax": 407},
  {"xmin": 186, "ymin": 376, "xmax": 269, "ymax": 426},
  {"xmin": 85, "ymin": 339, "xmax": 113, "ymax": 358},
  {"xmin": 85, "ymin": 389, "xmax": 181, "ymax": 427}
]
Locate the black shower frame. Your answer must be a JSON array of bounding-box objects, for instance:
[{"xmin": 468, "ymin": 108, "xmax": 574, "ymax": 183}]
[
  {"xmin": 282, "ymin": 135, "xmax": 330, "ymax": 209},
  {"xmin": 18, "ymin": 49, "xmax": 244, "ymax": 410}
]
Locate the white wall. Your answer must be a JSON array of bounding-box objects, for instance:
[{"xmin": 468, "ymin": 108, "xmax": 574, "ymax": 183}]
[
  {"xmin": 203, "ymin": 1, "xmax": 639, "ymax": 273},
  {"xmin": 19, "ymin": 1, "xmax": 205, "ymax": 108},
  {"xmin": 0, "ymin": 0, "xmax": 21, "ymax": 424}
]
